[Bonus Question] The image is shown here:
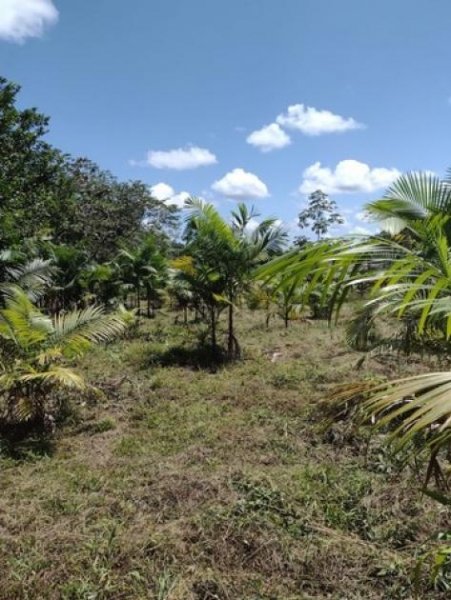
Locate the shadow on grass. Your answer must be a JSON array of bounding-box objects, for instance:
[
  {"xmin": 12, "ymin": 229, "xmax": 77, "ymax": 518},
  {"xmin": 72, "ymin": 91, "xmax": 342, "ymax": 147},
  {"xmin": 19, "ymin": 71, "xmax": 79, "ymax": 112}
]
[
  {"xmin": 0, "ymin": 432, "xmax": 55, "ymax": 461},
  {"xmin": 148, "ymin": 343, "xmax": 230, "ymax": 372}
]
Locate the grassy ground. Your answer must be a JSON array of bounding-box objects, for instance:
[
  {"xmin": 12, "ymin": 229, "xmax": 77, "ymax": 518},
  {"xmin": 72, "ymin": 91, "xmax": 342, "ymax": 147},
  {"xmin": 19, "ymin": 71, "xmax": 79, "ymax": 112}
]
[{"xmin": 0, "ymin": 309, "xmax": 449, "ymax": 599}]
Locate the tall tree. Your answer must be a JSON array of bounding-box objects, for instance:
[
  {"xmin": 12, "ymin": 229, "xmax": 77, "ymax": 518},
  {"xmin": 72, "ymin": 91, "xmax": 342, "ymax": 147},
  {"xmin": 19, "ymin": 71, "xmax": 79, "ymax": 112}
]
[
  {"xmin": 57, "ymin": 158, "xmax": 177, "ymax": 263},
  {"xmin": 0, "ymin": 77, "xmax": 68, "ymax": 248},
  {"xmin": 0, "ymin": 77, "xmax": 179, "ymax": 269},
  {"xmin": 298, "ymin": 190, "xmax": 344, "ymax": 241}
]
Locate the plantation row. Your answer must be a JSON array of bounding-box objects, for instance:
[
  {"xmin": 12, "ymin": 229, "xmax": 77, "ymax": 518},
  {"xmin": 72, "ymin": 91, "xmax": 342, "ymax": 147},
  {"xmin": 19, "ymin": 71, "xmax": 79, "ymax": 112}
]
[{"xmin": 2, "ymin": 76, "xmax": 451, "ymax": 593}]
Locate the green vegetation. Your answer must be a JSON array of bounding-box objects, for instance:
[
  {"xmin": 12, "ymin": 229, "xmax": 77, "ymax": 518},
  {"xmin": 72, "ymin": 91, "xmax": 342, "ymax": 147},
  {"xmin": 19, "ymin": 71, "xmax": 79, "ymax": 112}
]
[
  {"xmin": 2, "ymin": 76, "xmax": 451, "ymax": 598},
  {"xmin": 262, "ymin": 170, "xmax": 451, "ymax": 476},
  {"xmin": 175, "ymin": 199, "xmax": 286, "ymax": 357},
  {"xmin": 2, "ymin": 313, "xmax": 449, "ymax": 599},
  {"xmin": 297, "ymin": 189, "xmax": 344, "ymax": 244}
]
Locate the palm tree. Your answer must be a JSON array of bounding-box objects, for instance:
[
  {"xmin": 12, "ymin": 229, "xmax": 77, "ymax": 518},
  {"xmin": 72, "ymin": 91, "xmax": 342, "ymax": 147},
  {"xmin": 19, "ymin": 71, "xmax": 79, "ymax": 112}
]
[
  {"xmin": 260, "ymin": 170, "xmax": 451, "ymax": 479},
  {"xmin": 167, "ymin": 273, "xmax": 195, "ymax": 325},
  {"xmin": 79, "ymin": 262, "xmax": 123, "ymax": 307},
  {"xmin": 119, "ymin": 235, "xmax": 167, "ymax": 316},
  {"xmin": 179, "ymin": 199, "xmax": 287, "ymax": 357},
  {"xmin": 43, "ymin": 243, "xmax": 88, "ymax": 312},
  {"xmin": 255, "ymin": 277, "xmax": 305, "ymax": 328},
  {"xmin": 365, "ymin": 170, "xmax": 451, "ymax": 238},
  {"xmin": 0, "ymin": 286, "xmax": 127, "ymax": 431},
  {"xmin": 171, "ymin": 254, "xmax": 224, "ymax": 348},
  {"xmin": 275, "ymin": 278, "xmax": 306, "ymax": 328}
]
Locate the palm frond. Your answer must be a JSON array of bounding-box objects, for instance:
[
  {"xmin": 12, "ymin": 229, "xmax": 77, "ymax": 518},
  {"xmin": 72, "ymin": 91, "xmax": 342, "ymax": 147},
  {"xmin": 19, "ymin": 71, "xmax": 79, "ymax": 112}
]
[
  {"xmin": 52, "ymin": 305, "xmax": 126, "ymax": 357},
  {"xmin": 335, "ymin": 373, "xmax": 451, "ymax": 457},
  {"xmin": 6, "ymin": 258, "xmax": 55, "ymax": 300},
  {"xmin": 366, "ymin": 172, "xmax": 451, "ymax": 234},
  {"xmin": 0, "ymin": 286, "xmax": 53, "ymax": 348},
  {"xmin": 19, "ymin": 367, "xmax": 86, "ymax": 389}
]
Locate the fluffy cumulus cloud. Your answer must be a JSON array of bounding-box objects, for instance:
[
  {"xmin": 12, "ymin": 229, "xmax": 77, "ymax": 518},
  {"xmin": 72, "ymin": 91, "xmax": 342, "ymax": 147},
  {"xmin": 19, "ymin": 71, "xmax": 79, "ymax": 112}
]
[
  {"xmin": 299, "ymin": 160, "xmax": 400, "ymax": 195},
  {"xmin": 246, "ymin": 123, "xmax": 291, "ymax": 152},
  {"xmin": 277, "ymin": 104, "xmax": 363, "ymax": 136},
  {"xmin": 212, "ymin": 168, "xmax": 269, "ymax": 200},
  {"xmin": 0, "ymin": 0, "xmax": 58, "ymax": 43},
  {"xmin": 147, "ymin": 146, "xmax": 217, "ymax": 170},
  {"xmin": 150, "ymin": 182, "xmax": 190, "ymax": 208},
  {"xmin": 149, "ymin": 182, "xmax": 174, "ymax": 201}
]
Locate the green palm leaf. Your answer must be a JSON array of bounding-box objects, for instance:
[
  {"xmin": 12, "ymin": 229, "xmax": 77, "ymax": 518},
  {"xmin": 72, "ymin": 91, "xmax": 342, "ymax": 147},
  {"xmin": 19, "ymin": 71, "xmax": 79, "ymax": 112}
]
[{"xmin": 52, "ymin": 305, "xmax": 127, "ymax": 357}]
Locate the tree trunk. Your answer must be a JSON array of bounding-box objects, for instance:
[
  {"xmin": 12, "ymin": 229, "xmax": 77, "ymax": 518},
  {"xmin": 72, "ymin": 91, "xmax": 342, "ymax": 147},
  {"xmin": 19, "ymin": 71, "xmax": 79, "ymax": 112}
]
[
  {"xmin": 183, "ymin": 306, "xmax": 188, "ymax": 325},
  {"xmin": 210, "ymin": 306, "xmax": 217, "ymax": 349},
  {"xmin": 227, "ymin": 303, "xmax": 234, "ymax": 358},
  {"xmin": 146, "ymin": 284, "xmax": 151, "ymax": 318},
  {"xmin": 284, "ymin": 308, "xmax": 289, "ymax": 328},
  {"xmin": 136, "ymin": 284, "xmax": 140, "ymax": 314}
]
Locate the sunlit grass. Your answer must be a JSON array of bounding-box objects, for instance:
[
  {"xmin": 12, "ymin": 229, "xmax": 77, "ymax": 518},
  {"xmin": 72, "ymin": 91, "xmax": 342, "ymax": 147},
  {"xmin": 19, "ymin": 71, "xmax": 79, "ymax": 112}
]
[{"xmin": 0, "ymin": 309, "xmax": 446, "ymax": 599}]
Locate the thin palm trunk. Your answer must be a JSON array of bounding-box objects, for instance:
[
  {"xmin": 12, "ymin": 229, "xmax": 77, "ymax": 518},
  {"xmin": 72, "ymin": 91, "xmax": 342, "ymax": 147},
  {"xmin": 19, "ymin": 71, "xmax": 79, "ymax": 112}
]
[
  {"xmin": 227, "ymin": 303, "xmax": 234, "ymax": 358},
  {"xmin": 227, "ymin": 302, "xmax": 241, "ymax": 358},
  {"xmin": 210, "ymin": 305, "xmax": 217, "ymax": 349},
  {"xmin": 136, "ymin": 283, "xmax": 140, "ymax": 314},
  {"xmin": 146, "ymin": 283, "xmax": 151, "ymax": 318}
]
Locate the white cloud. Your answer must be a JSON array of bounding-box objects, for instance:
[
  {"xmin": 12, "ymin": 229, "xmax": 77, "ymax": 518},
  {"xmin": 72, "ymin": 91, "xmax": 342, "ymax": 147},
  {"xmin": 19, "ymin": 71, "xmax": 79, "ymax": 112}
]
[
  {"xmin": 299, "ymin": 160, "xmax": 400, "ymax": 195},
  {"xmin": 245, "ymin": 217, "xmax": 260, "ymax": 233},
  {"xmin": 168, "ymin": 191, "xmax": 191, "ymax": 208},
  {"xmin": 150, "ymin": 182, "xmax": 190, "ymax": 208},
  {"xmin": 246, "ymin": 123, "xmax": 291, "ymax": 152},
  {"xmin": 212, "ymin": 168, "xmax": 269, "ymax": 200},
  {"xmin": 128, "ymin": 158, "xmax": 146, "ymax": 167},
  {"xmin": 277, "ymin": 104, "xmax": 363, "ymax": 136},
  {"xmin": 0, "ymin": 0, "xmax": 58, "ymax": 43},
  {"xmin": 147, "ymin": 146, "xmax": 217, "ymax": 170},
  {"xmin": 150, "ymin": 182, "xmax": 174, "ymax": 201}
]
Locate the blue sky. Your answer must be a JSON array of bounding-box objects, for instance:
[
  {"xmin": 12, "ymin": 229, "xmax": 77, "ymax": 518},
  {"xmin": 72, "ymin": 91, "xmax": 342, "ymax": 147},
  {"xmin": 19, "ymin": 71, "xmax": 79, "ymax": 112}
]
[{"xmin": 2, "ymin": 0, "xmax": 451, "ymax": 236}]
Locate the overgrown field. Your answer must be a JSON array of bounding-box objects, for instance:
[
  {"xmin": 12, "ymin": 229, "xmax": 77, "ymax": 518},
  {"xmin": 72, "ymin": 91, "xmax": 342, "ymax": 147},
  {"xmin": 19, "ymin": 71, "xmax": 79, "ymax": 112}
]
[{"xmin": 0, "ymin": 310, "xmax": 449, "ymax": 599}]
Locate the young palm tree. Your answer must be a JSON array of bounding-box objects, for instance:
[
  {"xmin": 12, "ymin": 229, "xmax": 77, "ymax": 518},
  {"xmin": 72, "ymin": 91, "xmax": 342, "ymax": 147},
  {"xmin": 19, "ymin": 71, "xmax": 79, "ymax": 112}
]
[
  {"xmin": 179, "ymin": 199, "xmax": 287, "ymax": 357},
  {"xmin": 119, "ymin": 235, "xmax": 167, "ymax": 315},
  {"xmin": 365, "ymin": 170, "xmax": 451, "ymax": 238},
  {"xmin": 0, "ymin": 286, "xmax": 127, "ymax": 430},
  {"xmin": 255, "ymin": 277, "xmax": 305, "ymax": 328},
  {"xmin": 167, "ymin": 271, "xmax": 195, "ymax": 325},
  {"xmin": 276, "ymin": 278, "xmax": 307, "ymax": 328},
  {"xmin": 43, "ymin": 243, "xmax": 89, "ymax": 311},
  {"xmin": 79, "ymin": 261, "xmax": 123, "ymax": 307},
  {"xmin": 261, "ymin": 170, "xmax": 451, "ymax": 478}
]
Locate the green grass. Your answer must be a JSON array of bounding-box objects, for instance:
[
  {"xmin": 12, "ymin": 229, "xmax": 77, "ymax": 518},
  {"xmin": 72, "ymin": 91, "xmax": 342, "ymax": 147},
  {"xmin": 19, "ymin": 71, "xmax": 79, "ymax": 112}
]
[{"xmin": 0, "ymin": 309, "xmax": 449, "ymax": 599}]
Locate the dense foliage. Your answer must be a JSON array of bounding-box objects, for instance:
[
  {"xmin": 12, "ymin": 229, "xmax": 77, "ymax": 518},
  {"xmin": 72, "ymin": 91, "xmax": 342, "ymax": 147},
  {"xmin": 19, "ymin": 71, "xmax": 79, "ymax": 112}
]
[
  {"xmin": 0, "ymin": 77, "xmax": 178, "ymax": 432},
  {"xmin": 0, "ymin": 77, "xmax": 177, "ymax": 280}
]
